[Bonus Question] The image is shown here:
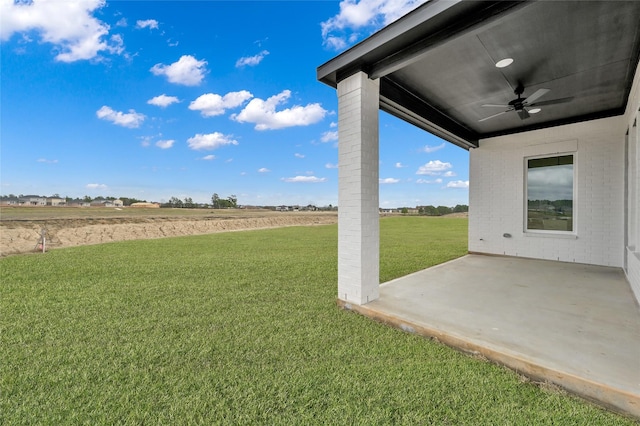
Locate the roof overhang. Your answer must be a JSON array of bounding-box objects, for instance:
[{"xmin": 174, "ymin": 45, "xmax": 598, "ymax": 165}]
[{"xmin": 318, "ymin": 0, "xmax": 640, "ymax": 150}]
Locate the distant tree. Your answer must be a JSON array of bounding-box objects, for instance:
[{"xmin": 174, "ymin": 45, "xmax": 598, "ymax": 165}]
[
  {"xmin": 453, "ymin": 204, "xmax": 469, "ymax": 213},
  {"xmin": 184, "ymin": 197, "xmax": 194, "ymax": 208},
  {"xmin": 169, "ymin": 196, "xmax": 183, "ymax": 208},
  {"xmin": 418, "ymin": 205, "xmax": 435, "ymax": 216},
  {"xmin": 437, "ymin": 205, "xmax": 452, "ymax": 216},
  {"xmin": 227, "ymin": 194, "xmax": 238, "ymax": 208},
  {"xmin": 401, "ymin": 207, "xmax": 409, "ymax": 214},
  {"xmin": 83, "ymin": 195, "xmax": 92, "ymax": 202},
  {"xmin": 211, "ymin": 193, "xmax": 221, "ymax": 209}
]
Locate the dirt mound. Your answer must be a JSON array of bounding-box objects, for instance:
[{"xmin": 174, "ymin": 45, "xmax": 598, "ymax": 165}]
[
  {"xmin": 0, "ymin": 214, "xmax": 337, "ymax": 257},
  {"xmin": 443, "ymin": 212, "xmax": 469, "ymax": 218}
]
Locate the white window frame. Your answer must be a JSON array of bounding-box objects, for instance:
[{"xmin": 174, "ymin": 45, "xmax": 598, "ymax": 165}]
[{"xmin": 524, "ymin": 152, "xmax": 577, "ymax": 236}]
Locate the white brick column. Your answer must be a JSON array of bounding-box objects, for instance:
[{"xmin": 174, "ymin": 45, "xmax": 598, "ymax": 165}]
[{"xmin": 337, "ymin": 72, "xmax": 380, "ymax": 305}]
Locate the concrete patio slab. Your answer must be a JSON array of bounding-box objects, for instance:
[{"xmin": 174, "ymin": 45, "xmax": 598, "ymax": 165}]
[{"xmin": 339, "ymin": 254, "xmax": 640, "ymax": 418}]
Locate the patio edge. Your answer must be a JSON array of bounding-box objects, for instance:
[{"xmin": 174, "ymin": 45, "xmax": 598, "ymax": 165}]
[{"xmin": 337, "ymin": 298, "xmax": 640, "ymax": 421}]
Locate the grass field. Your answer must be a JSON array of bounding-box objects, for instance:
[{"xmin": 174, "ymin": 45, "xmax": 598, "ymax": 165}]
[{"xmin": 1, "ymin": 217, "xmax": 632, "ymax": 424}]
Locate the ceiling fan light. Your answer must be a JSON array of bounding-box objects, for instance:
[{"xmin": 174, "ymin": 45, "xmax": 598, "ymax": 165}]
[
  {"xmin": 528, "ymin": 108, "xmax": 541, "ymax": 114},
  {"xmin": 495, "ymin": 58, "xmax": 514, "ymax": 68}
]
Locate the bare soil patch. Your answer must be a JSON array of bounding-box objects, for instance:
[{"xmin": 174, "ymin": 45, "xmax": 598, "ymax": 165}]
[{"xmin": 0, "ymin": 208, "xmax": 337, "ymax": 257}]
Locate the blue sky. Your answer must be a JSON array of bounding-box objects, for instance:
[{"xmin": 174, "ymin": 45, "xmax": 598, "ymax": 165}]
[{"xmin": 1, "ymin": 0, "xmax": 469, "ymax": 208}]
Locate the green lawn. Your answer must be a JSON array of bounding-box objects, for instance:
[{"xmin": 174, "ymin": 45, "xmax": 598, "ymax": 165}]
[{"xmin": 1, "ymin": 217, "xmax": 631, "ymax": 424}]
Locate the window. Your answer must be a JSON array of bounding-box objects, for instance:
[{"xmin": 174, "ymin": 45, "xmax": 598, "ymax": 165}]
[{"xmin": 526, "ymin": 155, "xmax": 574, "ymax": 232}]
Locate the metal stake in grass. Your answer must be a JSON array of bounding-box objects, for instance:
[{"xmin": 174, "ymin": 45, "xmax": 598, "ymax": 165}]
[{"xmin": 35, "ymin": 227, "xmax": 47, "ymax": 253}]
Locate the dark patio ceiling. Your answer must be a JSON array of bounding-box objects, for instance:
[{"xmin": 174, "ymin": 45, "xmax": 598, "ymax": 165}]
[{"xmin": 317, "ymin": 0, "xmax": 640, "ymax": 150}]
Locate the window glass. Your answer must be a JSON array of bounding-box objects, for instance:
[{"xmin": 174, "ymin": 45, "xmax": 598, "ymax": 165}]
[{"xmin": 527, "ymin": 155, "xmax": 573, "ymax": 231}]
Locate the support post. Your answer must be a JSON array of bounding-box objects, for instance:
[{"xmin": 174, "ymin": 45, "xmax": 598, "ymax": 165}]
[{"xmin": 337, "ymin": 72, "xmax": 380, "ymax": 305}]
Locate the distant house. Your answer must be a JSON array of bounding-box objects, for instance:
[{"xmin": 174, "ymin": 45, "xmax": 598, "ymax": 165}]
[
  {"xmin": 0, "ymin": 197, "xmax": 19, "ymax": 206},
  {"xmin": 67, "ymin": 199, "xmax": 91, "ymax": 207},
  {"xmin": 90, "ymin": 199, "xmax": 124, "ymax": 208},
  {"xmin": 19, "ymin": 195, "xmax": 46, "ymax": 206},
  {"xmin": 46, "ymin": 197, "xmax": 65, "ymax": 206}
]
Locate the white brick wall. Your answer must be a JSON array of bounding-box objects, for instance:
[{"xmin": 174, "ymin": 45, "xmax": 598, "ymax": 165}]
[
  {"xmin": 624, "ymin": 121, "xmax": 639, "ymax": 302},
  {"xmin": 623, "ymin": 60, "xmax": 640, "ymax": 304},
  {"xmin": 337, "ymin": 72, "xmax": 380, "ymax": 305},
  {"xmin": 628, "ymin": 249, "xmax": 640, "ymax": 302},
  {"xmin": 469, "ymin": 117, "xmax": 626, "ymax": 267}
]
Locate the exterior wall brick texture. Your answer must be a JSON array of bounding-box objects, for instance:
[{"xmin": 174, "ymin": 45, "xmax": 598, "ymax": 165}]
[
  {"xmin": 337, "ymin": 72, "xmax": 380, "ymax": 305},
  {"xmin": 470, "ymin": 117, "xmax": 626, "ymax": 268}
]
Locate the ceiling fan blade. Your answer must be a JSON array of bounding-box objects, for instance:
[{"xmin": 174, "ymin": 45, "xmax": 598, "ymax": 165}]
[
  {"xmin": 524, "ymin": 88, "xmax": 550, "ymax": 105},
  {"xmin": 479, "ymin": 110, "xmax": 509, "ymax": 122},
  {"xmin": 529, "ymin": 96, "xmax": 574, "ymax": 107},
  {"xmin": 517, "ymin": 109, "xmax": 531, "ymax": 120},
  {"xmin": 482, "ymin": 104, "xmax": 510, "ymax": 108}
]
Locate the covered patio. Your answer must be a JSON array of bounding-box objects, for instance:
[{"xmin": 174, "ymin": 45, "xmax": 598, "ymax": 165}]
[
  {"xmin": 339, "ymin": 254, "xmax": 640, "ymax": 417},
  {"xmin": 318, "ymin": 0, "xmax": 640, "ymax": 419}
]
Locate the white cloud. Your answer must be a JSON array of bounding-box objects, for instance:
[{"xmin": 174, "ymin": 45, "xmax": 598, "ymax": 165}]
[
  {"xmin": 258, "ymin": 167, "xmax": 271, "ymax": 173},
  {"xmin": 330, "ymin": 121, "xmax": 338, "ymax": 128},
  {"xmin": 86, "ymin": 183, "xmax": 107, "ymax": 190},
  {"xmin": 187, "ymin": 132, "xmax": 238, "ymax": 151},
  {"xmin": 155, "ymin": 139, "xmax": 175, "ymax": 149},
  {"xmin": 150, "ymin": 55, "xmax": 207, "ymax": 86},
  {"xmin": 442, "ymin": 171, "xmax": 456, "ymax": 177},
  {"xmin": 380, "ymin": 178, "xmax": 400, "ymax": 184},
  {"xmin": 446, "ymin": 180, "xmax": 469, "ymax": 188},
  {"xmin": 321, "ymin": 130, "xmax": 338, "ymax": 143},
  {"xmin": 528, "ymin": 165, "xmax": 573, "ymax": 201},
  {"xmin": 325, "ymin": 163, "xmax": 338, "ymax": 169},
  {"xmin": 109, "ymin": 34, "xmax": 124, "ymax": 56},
  {"xmin": 282, "ymin": 176, "xmax": 327, "ymax": 183},
  {"xmin": 189, "ymin": 91, "xmax": 253, "ymax": 117},
  {"xmin": 232, "ymin": 90, "xmax": 327, "ymax": 130},
  {"xmin": 202, "ymin": 155, "xmax": 216, "ymax": 161},
  {"xmin": 147, "ymin": 94, "xmax": 180, "ymax": 108},
  {"xmin": 136, "ymin": 19, "xmax": 159, "ymax": 30},
  {"xmin": 294, "ymin": 153, "xmax": 305, "ymax": 158},
  {"xmin": 139, "ymin": 135, "xmax": 158, "ymax": 147},
  {"xmin": 321, "ymin": 0, "xmax": 427, "ymax": 50},
  {"xmin": 96, "ymin": 106, "xmax": 145, "ymax": 128},
  {"xmin": 115, "ymin": 18, "xmax": 127, "ymax": 27},
  {"xmin": 421, "ymin": 142, "xmax": 446, "ymax": 153},
  {"xmin": 324, "ymin": 36, "xmax": 347, "ymax": 50},
  {"xmin": 236, "ymin": 50, "xmax": 269, "ymax": 67},
  {"xmin": 0, "ymin": 0, "xmax": 124, "ymax": 62},
  {"xmin": 395, "ymin": 162, "xmax": 406, "ymax": 168},
  {"xmin": 417, "ymin": 178, "xmax": 442, "ymax": 184},
  {"xmin": 37, "ymin": 158, "xmax": 58, "ymax": 164},
  {"xmin": 416, "ymin": 160, "xmax": 452, "ymax": 175}
]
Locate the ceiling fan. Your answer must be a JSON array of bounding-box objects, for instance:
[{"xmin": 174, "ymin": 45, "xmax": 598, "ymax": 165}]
[{"xmin": 479, "ymin": 84, "xmax": 572, "ymax": 122}]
